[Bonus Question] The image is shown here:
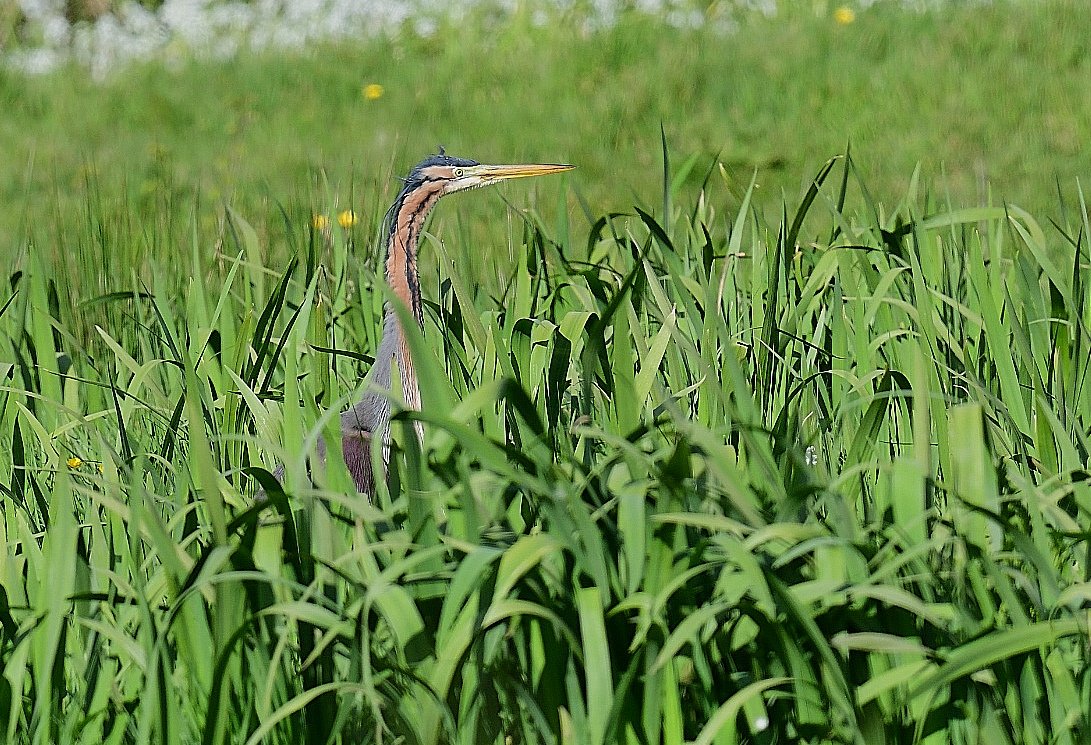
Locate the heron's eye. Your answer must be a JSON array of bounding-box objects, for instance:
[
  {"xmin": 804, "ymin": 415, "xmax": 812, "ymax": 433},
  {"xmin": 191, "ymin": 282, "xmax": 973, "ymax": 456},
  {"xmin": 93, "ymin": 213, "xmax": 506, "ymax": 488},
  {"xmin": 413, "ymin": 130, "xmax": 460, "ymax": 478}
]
[{"xmin": 453, "ymin": 168, "xmax": 464, "ymax": 178}]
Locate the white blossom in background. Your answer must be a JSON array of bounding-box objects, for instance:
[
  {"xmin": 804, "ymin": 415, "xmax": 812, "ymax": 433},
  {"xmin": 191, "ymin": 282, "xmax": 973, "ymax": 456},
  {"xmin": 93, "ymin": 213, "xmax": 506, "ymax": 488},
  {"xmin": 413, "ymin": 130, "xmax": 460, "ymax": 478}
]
[{"xmin": 3, "ymin": 0, "xmax": 962, "ymax": 77}]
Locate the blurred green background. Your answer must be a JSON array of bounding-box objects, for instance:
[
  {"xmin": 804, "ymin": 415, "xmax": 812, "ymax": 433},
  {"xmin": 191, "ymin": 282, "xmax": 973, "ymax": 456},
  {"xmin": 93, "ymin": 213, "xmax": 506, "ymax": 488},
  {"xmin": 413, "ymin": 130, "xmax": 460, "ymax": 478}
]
[{"xmin": 2, "ymin": 0, "xmax": 1088, "ymax": 272}]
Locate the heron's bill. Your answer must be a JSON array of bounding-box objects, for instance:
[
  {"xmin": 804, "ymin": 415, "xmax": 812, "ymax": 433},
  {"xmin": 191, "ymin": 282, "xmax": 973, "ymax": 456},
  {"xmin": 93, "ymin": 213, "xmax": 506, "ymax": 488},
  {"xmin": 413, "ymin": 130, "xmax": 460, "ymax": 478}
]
[{"xmin": 470, "ymin": 163, "xmax": 575, "ymax": 181}]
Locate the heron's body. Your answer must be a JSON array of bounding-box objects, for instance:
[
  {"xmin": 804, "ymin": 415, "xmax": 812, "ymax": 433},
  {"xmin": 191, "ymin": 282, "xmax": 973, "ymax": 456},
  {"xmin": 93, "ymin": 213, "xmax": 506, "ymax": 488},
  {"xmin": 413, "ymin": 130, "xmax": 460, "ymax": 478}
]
[{"xmin": 268, "ymin": 153, "xmax": 572, "ymax": 495}]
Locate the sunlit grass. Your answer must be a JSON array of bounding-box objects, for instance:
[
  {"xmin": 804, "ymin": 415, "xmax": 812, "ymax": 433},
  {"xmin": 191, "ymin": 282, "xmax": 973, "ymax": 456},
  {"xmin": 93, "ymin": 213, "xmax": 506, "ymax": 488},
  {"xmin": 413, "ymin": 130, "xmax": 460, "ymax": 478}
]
[
  {"xmin": 2, "ymin": 0, "xmax": 1090, "ymax": 258},
  {"xmin": 2, "ymin": 144, "xmax": 1089, "ymax": 742},
  {"xmin": 2, "ymin": 1, "xmax": 1091, "ymax": 741}
]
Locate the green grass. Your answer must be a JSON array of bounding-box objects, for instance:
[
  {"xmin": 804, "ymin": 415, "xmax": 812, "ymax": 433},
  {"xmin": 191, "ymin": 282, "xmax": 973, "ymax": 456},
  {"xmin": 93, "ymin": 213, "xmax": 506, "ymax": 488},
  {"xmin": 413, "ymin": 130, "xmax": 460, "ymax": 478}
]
[
  {"xmin": 3, "ymin": 1, "xmax": 1091, "ymax": 743},
  {"xmin": 2, "ymin": 0, "xmax": 1090, "ymax": 254},
  {"xmin": 3, "ymin": 143, "xmax": 1091, "ymax": 742}
]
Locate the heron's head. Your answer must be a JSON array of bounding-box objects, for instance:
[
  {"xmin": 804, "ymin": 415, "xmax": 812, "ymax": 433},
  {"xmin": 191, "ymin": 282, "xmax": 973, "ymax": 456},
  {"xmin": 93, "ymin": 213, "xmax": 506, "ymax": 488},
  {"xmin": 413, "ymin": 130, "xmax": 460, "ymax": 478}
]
[{"xmin": 404, "ymin": 153, "xmax": 574, "ymax": 196}]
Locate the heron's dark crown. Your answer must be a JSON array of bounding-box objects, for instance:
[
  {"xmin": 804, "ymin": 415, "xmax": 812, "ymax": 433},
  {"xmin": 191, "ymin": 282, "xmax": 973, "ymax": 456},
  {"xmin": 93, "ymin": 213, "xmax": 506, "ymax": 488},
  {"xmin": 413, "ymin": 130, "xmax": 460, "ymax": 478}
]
[{"xmin": 405, "ymin": 153, "xmax": 479, "ymax": 182}]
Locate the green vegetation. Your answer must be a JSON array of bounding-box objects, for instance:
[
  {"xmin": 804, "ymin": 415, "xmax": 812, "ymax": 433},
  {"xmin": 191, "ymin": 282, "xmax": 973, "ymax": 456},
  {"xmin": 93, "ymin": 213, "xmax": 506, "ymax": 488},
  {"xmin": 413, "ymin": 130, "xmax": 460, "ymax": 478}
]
[
  {"xmin": 2, "ymin": 1, "xmax": 1091, "ymax": 743},
  {"xmin": 2, "ymin": 0, "xmax": 1090, "ymax": 251}
]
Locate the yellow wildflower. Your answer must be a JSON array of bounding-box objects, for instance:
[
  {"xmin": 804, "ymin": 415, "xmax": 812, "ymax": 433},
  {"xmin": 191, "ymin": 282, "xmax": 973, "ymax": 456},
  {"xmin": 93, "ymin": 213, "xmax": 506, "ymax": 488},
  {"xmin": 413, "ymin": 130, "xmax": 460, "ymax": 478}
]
[
  {"xmin": 833, "ymin": 6, "xmax": 855, "ymax": 24},
  {"xmin": 363, "ymin": 83, "xmax": 385, "ymax": 101},
  {"xmin": 312, "ymin": 214, "xmax": 330, "ymax": 230},
  {"xmin": 337, "ymin": 210, "xmax": 358, "ymax": 229},
  {"xmin": 66, "ymin": 457, "xmax": 83, "ymax": 468}
]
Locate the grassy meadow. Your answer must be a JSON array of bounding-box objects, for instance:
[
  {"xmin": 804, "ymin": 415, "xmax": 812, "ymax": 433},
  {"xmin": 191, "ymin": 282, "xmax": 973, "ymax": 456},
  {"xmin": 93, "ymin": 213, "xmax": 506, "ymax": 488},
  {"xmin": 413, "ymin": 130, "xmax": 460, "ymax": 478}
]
[{"xmin": 2, "ymin": 1, "xmax": 1091, "ymax": 743}]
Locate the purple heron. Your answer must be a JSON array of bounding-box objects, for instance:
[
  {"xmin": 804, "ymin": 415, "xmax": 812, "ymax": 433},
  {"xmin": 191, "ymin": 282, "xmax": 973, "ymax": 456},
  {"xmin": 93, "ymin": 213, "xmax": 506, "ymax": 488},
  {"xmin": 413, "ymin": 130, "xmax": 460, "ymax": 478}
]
[{"xmin": 266, "ymin": 153, "xmax": 573, "ymax": 495}]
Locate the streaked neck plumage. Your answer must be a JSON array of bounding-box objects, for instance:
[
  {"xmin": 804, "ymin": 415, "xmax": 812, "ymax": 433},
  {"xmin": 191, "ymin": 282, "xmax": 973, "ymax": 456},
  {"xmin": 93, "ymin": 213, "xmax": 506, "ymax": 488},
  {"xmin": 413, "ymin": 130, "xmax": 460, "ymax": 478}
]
[{"xmin": 341, "ymin": 176, "xmax": 446, "ymax": 436}]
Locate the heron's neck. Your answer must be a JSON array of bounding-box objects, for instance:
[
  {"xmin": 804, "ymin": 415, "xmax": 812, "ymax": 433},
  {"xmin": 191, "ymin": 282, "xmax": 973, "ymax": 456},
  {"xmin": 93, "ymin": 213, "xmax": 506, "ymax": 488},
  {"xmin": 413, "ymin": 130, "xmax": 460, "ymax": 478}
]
[
  {"xmin": 342, "ymin": 181, "xmax": 445, "ymax": 435},
  {"xmin": 385, "ymin": 179, "xmax": 446, "ymax": 329},
  {"xmin": 377, "ymin": 182, "xmax": 448, "ymax": 401}
]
